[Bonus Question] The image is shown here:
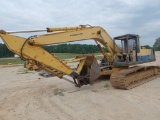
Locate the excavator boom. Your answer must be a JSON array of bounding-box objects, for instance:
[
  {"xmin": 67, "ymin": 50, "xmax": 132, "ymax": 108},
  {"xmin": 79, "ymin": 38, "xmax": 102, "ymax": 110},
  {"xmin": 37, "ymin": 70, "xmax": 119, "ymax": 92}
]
[{"xmin": 0, "ymin": 27, "xmax": 104, "ymax": 87}]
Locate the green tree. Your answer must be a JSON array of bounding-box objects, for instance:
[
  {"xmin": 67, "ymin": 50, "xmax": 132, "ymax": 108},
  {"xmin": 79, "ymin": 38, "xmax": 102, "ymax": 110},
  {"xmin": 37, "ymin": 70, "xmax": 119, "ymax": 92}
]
[
  {"xmin": 153, "ymin": 37, "xmax": 160, "ymax": 51},
  {"xmin": 0, "ymin": 43, "xmax": 14, "ymax": 58},
  {"xmin": 142, "ymin": 45, "xmax": 152, "ymax": 49}
]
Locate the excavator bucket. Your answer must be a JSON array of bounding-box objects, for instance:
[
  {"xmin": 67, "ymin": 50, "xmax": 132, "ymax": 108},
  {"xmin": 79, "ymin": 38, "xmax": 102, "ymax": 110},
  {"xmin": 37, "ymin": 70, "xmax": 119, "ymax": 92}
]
[{"xmin": 75, "ymin": 55, "xmax": 100, "ymax": 86}]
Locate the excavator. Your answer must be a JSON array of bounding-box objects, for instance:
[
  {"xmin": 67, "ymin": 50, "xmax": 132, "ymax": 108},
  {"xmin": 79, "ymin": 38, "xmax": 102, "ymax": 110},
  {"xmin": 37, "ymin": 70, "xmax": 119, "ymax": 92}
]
[{"xmin": 0, "ymin": 25, "xmax": 159, "ymax": 89}]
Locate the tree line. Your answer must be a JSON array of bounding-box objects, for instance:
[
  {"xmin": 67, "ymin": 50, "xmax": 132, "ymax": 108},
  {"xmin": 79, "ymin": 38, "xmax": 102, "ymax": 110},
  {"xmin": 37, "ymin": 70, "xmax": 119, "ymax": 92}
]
[
  {"xmin": 0, "ymin": 44, "xmax": 107, "ymax": 58},
  {"xmin": 43, "ymin": 44, "xmax": 107, "ymax": 54}
]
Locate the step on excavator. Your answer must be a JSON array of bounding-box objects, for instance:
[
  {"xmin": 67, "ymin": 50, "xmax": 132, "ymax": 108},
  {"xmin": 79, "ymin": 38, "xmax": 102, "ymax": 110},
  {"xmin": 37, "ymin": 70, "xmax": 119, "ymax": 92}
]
[{"xmin": 0, "ymin": 25, "xmax": 159, "ymax": 89}]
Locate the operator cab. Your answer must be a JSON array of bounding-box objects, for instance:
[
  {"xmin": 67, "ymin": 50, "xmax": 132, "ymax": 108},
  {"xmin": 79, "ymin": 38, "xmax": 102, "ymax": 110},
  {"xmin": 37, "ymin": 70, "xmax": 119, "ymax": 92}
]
[
  {"xmin": 100, "ymin": 34, "xmax": 140, "ymax": 66},
  {"xmin": 114, "ymin": 34, "xmax": 140, "ymax": 63},
  {"xmin": 112, "ymin": 34, "xmax": 155, "ymax": 67}
]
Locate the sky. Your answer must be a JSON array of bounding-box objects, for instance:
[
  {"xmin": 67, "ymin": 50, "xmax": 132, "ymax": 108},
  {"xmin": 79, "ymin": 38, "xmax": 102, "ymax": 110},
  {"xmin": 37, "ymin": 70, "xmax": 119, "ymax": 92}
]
[{"xmin": 0, "ymin": 0, "xmax": 160, "ymax": 46}]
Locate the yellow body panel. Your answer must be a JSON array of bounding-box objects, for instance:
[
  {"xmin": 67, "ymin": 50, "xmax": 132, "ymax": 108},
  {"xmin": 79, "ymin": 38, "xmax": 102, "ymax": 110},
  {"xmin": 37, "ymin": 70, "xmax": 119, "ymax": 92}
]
[{"xmin": 138, "ymin": 48, "xmax": 151, "ymax": 56}]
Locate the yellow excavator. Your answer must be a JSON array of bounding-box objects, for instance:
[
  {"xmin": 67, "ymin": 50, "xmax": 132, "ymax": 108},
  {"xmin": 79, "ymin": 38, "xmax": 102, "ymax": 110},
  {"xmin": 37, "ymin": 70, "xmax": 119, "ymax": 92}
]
[{"xmin": 0, "ymin": 25, "xmax": 159, "ymax": 89}]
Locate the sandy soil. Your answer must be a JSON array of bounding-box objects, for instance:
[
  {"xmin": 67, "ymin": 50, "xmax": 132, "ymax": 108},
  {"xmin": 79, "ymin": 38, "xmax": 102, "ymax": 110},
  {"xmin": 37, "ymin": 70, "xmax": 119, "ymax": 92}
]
[{"xmin": 0, "ymin": 52, "xmax": 160, "ymax": 120}]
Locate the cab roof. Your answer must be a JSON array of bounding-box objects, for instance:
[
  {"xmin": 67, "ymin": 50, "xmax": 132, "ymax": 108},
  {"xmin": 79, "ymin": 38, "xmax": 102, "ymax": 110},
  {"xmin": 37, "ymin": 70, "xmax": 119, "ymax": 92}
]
[{"xmin": 114, "ymin": 34, "xmax": 139, "ymax": 40}]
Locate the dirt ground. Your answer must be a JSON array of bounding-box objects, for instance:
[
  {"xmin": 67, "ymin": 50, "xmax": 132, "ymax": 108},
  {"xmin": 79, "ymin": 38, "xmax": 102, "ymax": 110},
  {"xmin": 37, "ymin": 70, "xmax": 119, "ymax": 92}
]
[{"xmin": 0, "ymin": 52, "xmax": 160, "ymax": 120}]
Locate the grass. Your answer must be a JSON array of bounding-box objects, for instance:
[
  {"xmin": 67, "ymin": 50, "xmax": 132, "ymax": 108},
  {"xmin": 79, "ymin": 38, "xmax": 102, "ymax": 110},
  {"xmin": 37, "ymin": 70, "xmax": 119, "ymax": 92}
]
[
  {"xmin": 17, "ymin": 68, "xmax": 32, "ymax": 74},
  {"xmin": 54, "ymin": 53, "xmax": 80, "ymax": 60},
  {"xmin": 0, "ymin": 52, "xmax": 103, "ymax": 65},
  {"xmin": 92, "ymin": 89, "xmax": 98, "ymax": 92},
  {"xmin": 0, "ymin": 58, "xmax": 24, "ymax": 65},
  {"xmin": 54, "ymin": 52, "xmax": 103, "ymax": 60},
  {"xmin": 53, "ymin": 88, "xmax": 59, "ymax": 95},
  {"xmin": 53, "ymin": 88, "xmax": 66, "ymax": 96},
  {"xmin": 104, "ymin": 83, "xmax": 110, "ymax": 88}
]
